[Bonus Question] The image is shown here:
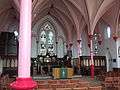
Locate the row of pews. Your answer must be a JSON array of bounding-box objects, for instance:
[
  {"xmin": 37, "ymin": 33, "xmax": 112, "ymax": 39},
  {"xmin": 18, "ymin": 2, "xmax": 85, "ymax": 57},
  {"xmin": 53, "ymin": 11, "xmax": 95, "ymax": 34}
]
[
  {"xmin": 97, "ymin": 70, "xmax": 120, "ymax": 81},
  {"xmin": 103, "ymin": 76, "xmax": 120, "ymax": 90},
  {"xmin": 98, "ymin": 70, "xmax": 120, "ymax": 90},
  {"xmin": 35, "ymin": 79, "xmax": 102, "ymax": 90},
  {"xmin": 0, "ymin": 74, "xmax": 15, "ymax": 90}
]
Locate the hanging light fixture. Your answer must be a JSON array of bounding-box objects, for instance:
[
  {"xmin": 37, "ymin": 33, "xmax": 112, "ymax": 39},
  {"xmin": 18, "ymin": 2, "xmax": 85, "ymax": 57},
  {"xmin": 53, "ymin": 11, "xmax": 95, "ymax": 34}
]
[
  {"xmin": 14, "ymin": 30, "xmax": 18, "ymax": 37},
  {"xmin": 98, "ymin": 40, "xmax": 102, "ymax": 45},
  {"xmin": 98, "ymin": 34, "xmax": 102, "ymax": 45},
  {"xmin": 88, "ymin": 34, "xmax": 92, "ymax": 48},
  {"xmin": 93, "ymin": 33, "xmax": 99, "ymax": 55},
  {"xmin": 112, "ymin": 33, "xmax": 118, "ymax": 42}
]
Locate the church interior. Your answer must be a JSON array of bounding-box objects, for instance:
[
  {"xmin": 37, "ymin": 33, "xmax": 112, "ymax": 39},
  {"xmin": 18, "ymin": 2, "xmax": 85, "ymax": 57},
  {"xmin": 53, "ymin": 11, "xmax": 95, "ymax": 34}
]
[{"xmin": 0, "ymin": 0, "xmax": 120, "ymax": 90}]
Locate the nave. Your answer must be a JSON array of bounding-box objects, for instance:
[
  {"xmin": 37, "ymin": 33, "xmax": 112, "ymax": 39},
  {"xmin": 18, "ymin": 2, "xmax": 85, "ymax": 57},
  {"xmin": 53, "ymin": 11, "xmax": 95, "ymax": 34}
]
[{"xmin": 0, "ymin": 0, "xmax": 120, "ymax": 90}]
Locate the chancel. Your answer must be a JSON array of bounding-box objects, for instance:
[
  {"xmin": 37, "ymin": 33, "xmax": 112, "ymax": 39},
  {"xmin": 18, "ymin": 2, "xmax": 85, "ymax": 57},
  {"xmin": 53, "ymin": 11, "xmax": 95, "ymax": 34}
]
[{"xmin": 0, "ymin": 0, "xmax": 120, "ymax": 90}]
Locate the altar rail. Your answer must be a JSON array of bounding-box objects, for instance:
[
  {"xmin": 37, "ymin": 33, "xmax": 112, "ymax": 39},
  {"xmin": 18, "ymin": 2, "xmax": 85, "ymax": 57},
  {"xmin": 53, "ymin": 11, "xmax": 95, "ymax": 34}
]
[
  {"xmin": 80, "ymin": 56, "xmax": 106, "ymax": 76},
  {"xmin": 0, "ymin": 55, "xmax": 17, "ymax": 77}
]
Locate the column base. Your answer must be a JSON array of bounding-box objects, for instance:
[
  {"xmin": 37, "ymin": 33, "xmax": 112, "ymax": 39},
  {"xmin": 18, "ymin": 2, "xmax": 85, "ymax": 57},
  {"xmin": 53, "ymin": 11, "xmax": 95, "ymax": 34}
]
[
  {"xmin": 10, "ymin": 77, "xmax": 37, "ymax": 90},
  {"xmin": 90, "ymin": 64, "xmax": 94, "ymax": 80}
]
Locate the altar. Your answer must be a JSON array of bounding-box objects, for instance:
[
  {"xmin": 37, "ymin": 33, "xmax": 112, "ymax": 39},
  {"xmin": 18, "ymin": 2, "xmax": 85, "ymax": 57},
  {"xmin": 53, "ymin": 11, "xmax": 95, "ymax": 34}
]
[{"xmin": 52, "ymin": 68, "xmax": 74, "ymax": 79}]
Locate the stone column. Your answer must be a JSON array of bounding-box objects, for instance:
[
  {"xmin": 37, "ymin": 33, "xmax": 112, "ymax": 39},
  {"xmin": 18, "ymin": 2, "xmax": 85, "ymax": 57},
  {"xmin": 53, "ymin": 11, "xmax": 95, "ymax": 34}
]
[
  {"xmin": 77, "ymin": 40, "xmax": 81, "ymax": 57},
  {"xmin": 10, "ymin": 0, "xmax": 37, "ymax": 90},
  {"xmin": 116, "ymin": 38, "xmax": 120, "ymax": 68},
  {"xmin": 77, "ymin": 40, "xmax": 81, "ymax": 74}
]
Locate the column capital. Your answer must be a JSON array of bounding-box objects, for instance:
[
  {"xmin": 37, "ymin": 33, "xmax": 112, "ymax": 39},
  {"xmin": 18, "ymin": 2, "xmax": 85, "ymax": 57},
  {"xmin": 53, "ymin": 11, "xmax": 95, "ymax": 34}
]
[
  {"xmin": 88, "ymin": 34, "xmax": 93, "ymax": 39},
  {"xmin": 77, "ymin": 40, "xmax": 81, "ymax": 44},
  {"xmin": 112, "ymin": 33, "xmax": 118, "ymax": 42},
  {"xmin": 36, "ymin": 40, "xmax": 39, "ymax": 43},
  {"xmin": 113, "ymin": 36, "xmax": 118, "ymax": 42},
  {"xmin": 88, "ymin": 43, "xmax": 90, "ymax": 48},
  {"xmin": 66, "ymin": 44, "xmax": 68, "ymax": 48},
  {"xmin": 98, "ymin": 40, "xmax": 102, "ymax": 45},
  {"xmin": 69, "ymin": 43, "xmax": 73, "ymax": 47},
  {"xmin": 90, "ymin": 51, "xmax": 94, "ymax": 53}
]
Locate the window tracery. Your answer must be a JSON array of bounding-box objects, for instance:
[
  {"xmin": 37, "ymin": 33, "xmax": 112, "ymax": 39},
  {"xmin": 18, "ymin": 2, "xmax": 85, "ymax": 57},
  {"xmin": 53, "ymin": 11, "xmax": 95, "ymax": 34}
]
[{"xmin": 39, "ymin": 22, "xmax": 55, "ymax": 56}]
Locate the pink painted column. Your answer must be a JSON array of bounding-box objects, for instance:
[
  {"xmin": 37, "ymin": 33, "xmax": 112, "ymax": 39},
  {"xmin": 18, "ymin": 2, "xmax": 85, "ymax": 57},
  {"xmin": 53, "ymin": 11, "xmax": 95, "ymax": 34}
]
[
  {"xmin": 77, "ymin": 40, "xmax": 81, "ymax": 57},
  {"xmin": 69, "ymin": 43, "xmax": 73, "ymax": 51},
  {"xmin": 89, "ymin": 35, "xmax": 94, "ymax": 79},
  {"xmin": 10, "ymin": 0, "xmax": 37, "ymax": 90}
]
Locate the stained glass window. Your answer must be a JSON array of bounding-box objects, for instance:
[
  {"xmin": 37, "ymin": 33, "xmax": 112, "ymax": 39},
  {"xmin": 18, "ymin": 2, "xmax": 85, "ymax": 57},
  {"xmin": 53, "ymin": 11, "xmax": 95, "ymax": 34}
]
[
  {"xmin": 107, "ymin": 26, "xmax": 111, "ymax": 38},
  {"xmin": 39, "ymin": 22, "xmax": 55, "ymax": 56}
]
